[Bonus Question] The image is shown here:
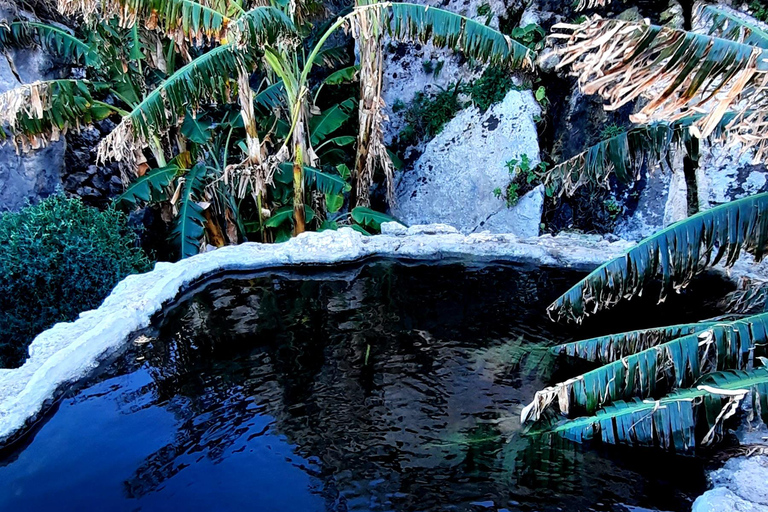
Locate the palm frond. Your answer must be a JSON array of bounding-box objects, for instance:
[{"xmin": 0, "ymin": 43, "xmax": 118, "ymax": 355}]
[
  {"xmin": 548, "ymin": 192, "xmax": 768, "ymax": 323},
  {"xmin": 254, "ymin": 80, "xmax": 285, "ymax": 111},
  {"xmin": 544, "ymin": 121, "xmax": 683, "ymax": 197},
  {"xmin": 324, "ymin": 65, "xmax": 359, "ymax": 85},
  {"xmin": 169, "ymin": 163, "xmax": 208, "ymax": 259},
  {"xmin": 552, "ymin": 17, "xmax": 767, "ymax": 138},
  {"xmin": 0, "ymin": 79, "xmax": 111, "ymax": 152},
  {"xmin": 536, "ymin": 366, "xmax": 768, "ymax": 451},
  {"xmin": 722, "ymin": 277, "xmax": 768, "ymax": 314},
  {"xmin": 312, "ymin": 45, "xmax": 349, "ymax": 67},
  {"xmin": 544, "ymin": 112, "xmax": 744, "ymax": 197},
  {"xmin": 381, "ymin": 2, "xmax": 534, "ymax": 68},
  {"xmin": 98, "ymin": 44, "xmax": 248, "ymax": 165},
  {"xmin": 114, "ymin": 163, "xmax": 179, "ymax": 206},
  {"xmin": 276, "ymin": 163, "xmax": 347, "ymax": 195},
  {"xmin": 522, "ymin": 312, "xmax": 768, "ymax": 423},
  {"xmin": 694, "ymin": 3, "xmax": 768, "ymax": 49},
  {"xmin": 0, "ymin": 21, "xmax": 99, "ymax": 66},
  {"xmin": 97, "ymin": 6, "xmax": 294, "ymax": 167},
  {"xmin": 552, "ymin": 321, "xmax": 719, "ymax": 364},
  {"xmin": 309, "ymin": 98, "xmax": 356, "ymax": 146}
]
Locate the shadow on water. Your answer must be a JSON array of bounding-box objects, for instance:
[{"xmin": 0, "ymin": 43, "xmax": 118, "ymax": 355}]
[{"xmin": 0, "ymin": 261, "xmax": 733, "ymax": 511}]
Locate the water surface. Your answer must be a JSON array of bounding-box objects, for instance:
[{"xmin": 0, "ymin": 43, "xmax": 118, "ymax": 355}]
[{"xmin": 0, "ymin": 262, "xmax": 728, "ymax": 511}]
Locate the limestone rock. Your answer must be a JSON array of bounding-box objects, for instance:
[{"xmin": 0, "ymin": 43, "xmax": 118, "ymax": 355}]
[
  {"xmin": 693, "ymin": 488, "xmax": 768, "ymax": 512},
  {"xmin": 393, "ymin": 89, "xmax": 542, "ymax": 235},
  {"xmin": 697, "ymin": 143, "xmax": 768, "ymax": 210},
  {"xmin": 614, "ymin": 155, "xmax": 689, "ymax": 242},
  {"xmin": 709, "ymin": 456, "xmax": 768, "ymax": 506}
]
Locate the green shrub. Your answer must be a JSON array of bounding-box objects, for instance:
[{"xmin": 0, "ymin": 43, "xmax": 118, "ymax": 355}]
[
  {"xmin": 398, "ymin": 83, "xmax": 464, "ymax": 146},
  {"xmin": 0, "ymin": 194, "xmax": 150, "ymax": 367},
  {"xmin": 470, "ymin": 66, "xmax": 513, "ymax": 112}
]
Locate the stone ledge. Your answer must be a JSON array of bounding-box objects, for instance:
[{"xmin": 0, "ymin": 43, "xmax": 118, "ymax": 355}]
[{"xmin": 0, "ymin": 225, "xmax": 634, "ymax": 444}]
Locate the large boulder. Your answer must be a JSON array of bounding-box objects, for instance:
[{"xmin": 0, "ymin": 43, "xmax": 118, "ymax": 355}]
[
  {"xmin": 0, "ymin": 5, "xmax": 67, "ymax": 212},
  {"xmin": 393, "ymin": 89, "xmax": 543, "ymax": 236},
  {"xmin": 694, "ymin": 456, "xmax": 768, "ymax": 512}
]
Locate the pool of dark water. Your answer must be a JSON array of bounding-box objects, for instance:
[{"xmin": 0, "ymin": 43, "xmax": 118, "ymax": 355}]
[{"xmin": 0, "ymin": 261, "xmax": 732, "ymax": 512}]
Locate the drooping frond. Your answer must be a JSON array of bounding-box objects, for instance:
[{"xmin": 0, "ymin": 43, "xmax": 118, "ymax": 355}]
[
  {"xmin": 0, "ymin": 21, "xmax": 99, "ymax": 65},
  {"xmin": 97, "ymin": 44, "xmax": 250, "ymax": 165},
  {"xmin": 312, "ymin": 45, "xmax": 349, "ymax": 67},
  {"xmin": 380, "ymin": 2, "xmax": 534, "ymax": 68},
  {"xmin": 544, "ymin": 121, "xmax": 686, "ymax": 197},
  {"xmin": 694, "ymin": 3, "xmax": 768, "ymax": 49},
  {"xmin": 0, "ymin": 79, "xmax": 110, "ymax": 152},
  {"xmin": 548, "ymin": 192, "xmax": 768, "ymax": 323},
  {"xmin": 537, "ymin": 366, "xmax": 768, "ymax": 452},
  {"xmin": 169, "ymin": 163, "xmax": 208, "ymax": 259},
  {"xmin": 552, "ymin": 17, "xmax": 767, "ymax": 138},
  {"xmin": 722, "ymin": 277, "xmax": 768, "ymax": 314},
  {"xmin": 552, "ymin": 321, "xmax": 718, "ymax": 364},
  {"xmin": 97, "ymin": 6, "xmax": 294, "ymax": 167},
  {"xmin": 574, "ymin": 0, "xmax": 609, "ymax": 11},
  {"xmin": 114, "ymin": 163, "xmax": 179, "ymax": 206},
  {"xmin": 59, "ymin": 0, "xmax": 292, "ymax": 46},
  {"xmin": 522, "ymin": 312, "xmax": 768, "ymax": 423},
  {"xmin": 544, "ymin": 112, "xmax": 746, "ymax": 197}
]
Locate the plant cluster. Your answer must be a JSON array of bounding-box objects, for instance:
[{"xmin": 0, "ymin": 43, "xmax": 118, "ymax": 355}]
[
  {"xmin": 521, "ymin": 3, "xmax": 768, "ymax": 453},
  {"xmin": 0, "ymin": 0, "xmax": 536, "ymax": 260},
  {"xmin": 494, "ymin": 154, "xmax": 549, "ymax": 207},
  {"xmin": 0, "ymin": 194, "xmax": 148, "ymax": 367},
  {"xmin": 469, "ymin": 66, "xmax": 513, "ymax": 112},
  {"xmin": 397, "ymin": 82, "xmax": 465, "ymax": 147}
]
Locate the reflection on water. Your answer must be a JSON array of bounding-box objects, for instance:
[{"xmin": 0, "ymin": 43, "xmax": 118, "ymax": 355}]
[{"xmin": 0, "ymin": 262, "xmax": 724, "ymax": 512}]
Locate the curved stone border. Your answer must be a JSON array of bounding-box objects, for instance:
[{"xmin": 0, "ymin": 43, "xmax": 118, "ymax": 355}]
[{"xmin": 0, "ymin": 224, "xmax": 635, "ymax": 444}]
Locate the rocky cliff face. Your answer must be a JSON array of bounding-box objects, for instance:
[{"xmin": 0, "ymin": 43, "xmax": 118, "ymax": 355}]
[
  {"xmin": 0, "ymin": 5, "xmax": 67, "ymax": 211},
  {"xmin": 0, "ymin": 3, "xmax": 124, "ymax": 211}
]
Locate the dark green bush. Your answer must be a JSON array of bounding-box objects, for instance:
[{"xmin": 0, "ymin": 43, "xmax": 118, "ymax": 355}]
[
  {"xmin": 398, "ymin": 83, "xmax": 464, "ymax": 146},
  {"xmin": 0, "ymin": 194, "xmax": 150, "ymax": 367},
  {"xmin": 469, "ymin": 66, "xmax": 513, "ymax": 112}
]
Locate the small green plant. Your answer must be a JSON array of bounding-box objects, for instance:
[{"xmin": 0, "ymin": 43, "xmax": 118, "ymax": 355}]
[
  {"xmin": 0, "ymin": 194, "xmax": 149, "ymax": 367},
  {"xmin": 433, "ymin": 59, "xmax": 445, "ymax": 78},
  {"xmin": 534, "ymin": 86, "xmax": 549, "ymax": 110},
  {"xmin": 422, "ymin": 59, "xmax": 435, "ymax": 74},
  {"xmin": 477, "ymin": 2, "xmax": 493, "ymax": 25},
  {"xmin": 497, "ymin": 155, "xmax": 549, "ymax": 207},
  {"xmin": 604, "ymin": 197, "xmax": 622, "ymax": 220},
  {"xmin": 749, "ymin": 0, "xmax": 768, "ymax": 22},
  {"xmin": 398, "ymin": 83, "xmax": 465, "ymax": 146},
  {"xmin": 509, "ymin": 23, "xmax": 546, "ymax": 51},
  {"xmin": 600, "ymin": 123, "xmax": 625, "ymax": 139},
  {"xmin": 470, "ymin": 66, "xmax": 513, "ymax": 111}
]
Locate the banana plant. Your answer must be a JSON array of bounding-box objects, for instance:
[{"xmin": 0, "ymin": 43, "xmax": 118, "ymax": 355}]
[
  {"xmin": 548, "ymin": 192, "xmax": 768, "ymax": 323},
  {"xmin": 530, "ymin": 366, "xmax": 768, "ymax": 453}
]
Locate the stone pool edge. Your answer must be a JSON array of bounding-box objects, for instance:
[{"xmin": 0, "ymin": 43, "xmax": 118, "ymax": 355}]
[{"xmin": 0, "ymin": 224, "xmax": 635, "ymax": 445}]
